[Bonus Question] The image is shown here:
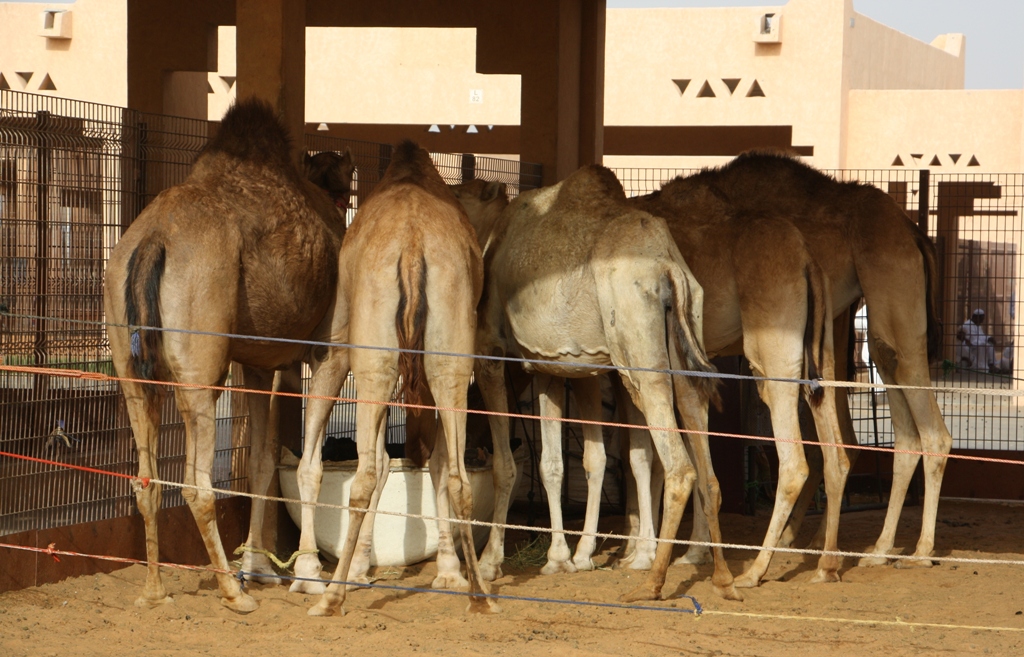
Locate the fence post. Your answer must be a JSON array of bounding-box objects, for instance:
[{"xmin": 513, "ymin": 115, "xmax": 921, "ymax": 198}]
[
  {"xmin": 460, "ymin": 153, "xmax": 476, "ymax": 183},
  {"xmin": 33, "ymin": 111, "xmax": 50, "ymax": 369},
  {"xmin": 917, "ymin": 168, "xmax": 930, "ymax": 234}
]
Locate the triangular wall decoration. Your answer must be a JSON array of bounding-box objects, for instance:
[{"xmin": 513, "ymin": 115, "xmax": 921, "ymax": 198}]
[
  {"xmin": 747, "ymin": 80, "xmax": 765, "ymax": 97},
  {"xmin": 38, "ymin": 74, "xmax": 56, "ymax": 91},
  {"xmin": 722, "ymin": 78, "xmax": 741, "ymax": 94},
  {"xmin": 16, "ymin": 72, "xmax": 33, "ymax": 86},
  {"xmin": 968, "ymin": 155, "xmax": 980, "ymax": 167},
  {"xmin": 672, "ymin": 79, "xmax": 691, "ymax": 95},
  {"xmin": 207, "ymin": 80, "xmax": 215, "ymax": 94},
  {"xmin": 220, "ymin": 76, "xmax": 236, "ymax": 89},
  {"xmin": 891, "ymin": 155, "xmax": 904, "ymax": 167},
  {"xmin": 697, "ymin": 81, "xmax": 716, "ymax": 98},
  {"xmin": 929, "ymin": 155, "xmax": 941, "ymax": 166},
  {"xmin": 911, "ymin": 153, "xmax": 923, "ymax": 161},
  {"xmin": 949, "ymin": 153, "xmax": 961, "ymax": 164},
  {"xmin": 0, "ymin": 74, "xmax": 10, "ymax": 91}
]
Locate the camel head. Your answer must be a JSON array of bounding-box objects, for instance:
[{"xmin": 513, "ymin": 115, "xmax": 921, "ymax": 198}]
[
  {"xmin": 450, "ymin": 179, "xmax": 508, "ymax": 251},
  {"xmin": 305, "ymin": 148, "xmax": 355, "ymax": 210}
]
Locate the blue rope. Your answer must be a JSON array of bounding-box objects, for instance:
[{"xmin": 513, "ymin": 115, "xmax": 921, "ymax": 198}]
[
  {"xmin": 237, "ymin": 569, "xmax": 703, "ymax": 616},
  {"xmin": 6, "ymin": 311, "xmax": 825, "ymax": 389}
]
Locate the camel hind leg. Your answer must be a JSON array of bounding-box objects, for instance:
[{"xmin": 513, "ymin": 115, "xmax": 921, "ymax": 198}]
[
  {"xmin": 535, "ymin": 374, "xmax": 577, "ymax": 575},
  {"xmin": 237, "ymin": 366, "xmax": 283, "ymax": 585},
  {"xmin": 120, "ymin": 377, "xmax": 172, "ymax": 608},
  {"xmin": 422, "ymin": 281, "xmax": 497, "ymax": 613},
  {"xmin": 569, "ymin": 375, "xmax": 607, "ymax": 572},
  {"xmin": 857, "ymin": 258, "xmax": 951, "ymax": 568},
  {"xmin": 309, "ymin": 365, "xmax": 395, "ymax": 617},
  {"xmin": 174, "ymin": 383, "xmax": 258, "ymax": 613}
]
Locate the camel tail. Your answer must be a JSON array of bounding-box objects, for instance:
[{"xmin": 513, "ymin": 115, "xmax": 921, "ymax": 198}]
[
  {"xmin": 666, "ymin": 266, "xmax": 722, "ymax": 410},
  {"xmin": 396, "ymin": 252, "xmax": 430, "ymax": 466},
  {"xmin": 802, "ymin": 262, "xmax": 829, "ymax": 407},
  {"xmin": 912, "ymin": 226, "xmax": 943, "ymax": 363},
  {"xmin": 124, "ymin": 235, "xmax": 167, "ymax": 399}
]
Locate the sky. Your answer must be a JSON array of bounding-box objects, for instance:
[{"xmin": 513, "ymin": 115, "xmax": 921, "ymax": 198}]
[
  {"xmin": 608, "ymin": 0, "xmax": 1024, "ymax": 90},
  {"xmin": 11, "ymin": 0, "xmax": 1024, "ymax": 90}
]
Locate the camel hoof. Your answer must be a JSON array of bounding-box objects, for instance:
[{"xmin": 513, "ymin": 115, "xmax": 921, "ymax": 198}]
[
  {"xmin": 291, "ymin": 553, "xmax": 325, "ymax": 593},
  {"xmin": 468, "ymin": 597, "xmax": 501, "ymax": 614},
  {"xmin": 572, "ymin": 556, "xmax": 595, "ymax": 572},
  {"xmin": 541, "ymin": 559, "xmax": 578, "ymax": 576},
  {"xmin": 673, "ymin": 548, "xmax": 711, "ymax": 566},
  {"xmin": 346, "ymin": 575, "xmax": 373, "ymax": 591},
  {"xmin": 134, "ymin": 594, "xmax": 174, "ymax": 609},
  {"xmin": 307, "ymin": 599, "xmax": 343, "ymax": 617},
  {"xmin": 857, "ymin": 554, "xmax": 889, "ymax": 568},
  {"xmin": 617, "ymin": 551, "xmax": 655, "ymax": 571},
  {"xmin": 221, "ymin": 593, "xmax": 259, "ymax": 614},
  {"xmin": 620, "ymin": 583, "xmax": 660, "ymax": 603},
  {"xmin": 810, "ymin": 568, "xmax": 841, "ymax": 584},
  {"xmin": 714, "ymin": 583, "xmax": 744, "ymax": 602},
  {"xmin": 733, "ymin": 571, "xmax": 761, "ymax": 589},
  {"xmin": 241, "ymin": 553, "xmax": 283, "ymax": 586},
  {"xmin": 478, "ymin": 561, "xmax": 504, "ymax": 582},
  {"xmin": 432, "ymin": 572, "xmax": 470, "ymax": 590},
  {"xmin": 894, "ymin": 556, "xmax": 935, "ymax": 569},
  {"xmin": 288, "ymin": 577, "xmax": 323, "ymax": 589}
]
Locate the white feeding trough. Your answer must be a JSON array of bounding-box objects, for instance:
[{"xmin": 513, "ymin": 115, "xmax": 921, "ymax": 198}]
[{"xmin": 278, "ymin": 446, "xmax": 526, "ymax": 567}]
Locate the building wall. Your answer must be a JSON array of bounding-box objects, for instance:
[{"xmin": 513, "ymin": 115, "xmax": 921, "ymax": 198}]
[
  {"xmin": 208, "ymin": 26, "xmax": 521, "ymax": 128},
  {"xmin": 0, "ymin": 0, "xmax": 1019, "ymax": 175},
  {"xmin": 0, "ymin": 0, "xmax": 128, "ymax": 107},
  {"xmin": 846, "ymin": 90, "xmax": 1023, "ymax": 172}
]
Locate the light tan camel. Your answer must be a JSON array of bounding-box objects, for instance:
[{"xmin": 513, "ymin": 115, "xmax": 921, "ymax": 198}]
[
  {"xmin": 631, "ymin": 183, "xmax": 848, "ymax": 587},
  {"xmin": 290, "ymin": 140, "xmax": 493, "ymax": 617},
  {"xmin": 103, "ymin": 99, "xmax": 350, "ymax": 612},
  {"xmin": 459, "ymin": 165, "xmax": 741, "ymax": 603},
  {"xmin": 451, "ymin": 179, "xmax": 667, "ymax": 575},
  {"xmin": 651, "ymin": 150, "xmax": 949, "ymax": 575}
]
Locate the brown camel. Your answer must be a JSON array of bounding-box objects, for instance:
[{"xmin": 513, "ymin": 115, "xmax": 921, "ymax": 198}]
[
  {"xmin": 457, "ymin": 165, "xmax": 741, "ymax": 603},
  {"xmin": 305, "ymin": 149, "xmax": 355, "ymax": 210},
  {"xmin": 644, "ymin": 150, "xmax": 949, "ymax": 576},
  {"xmin": 630, "ymin": 183, "xmax": 848, "ymax": 587},
  {"xmin": 103, "ymin": 98, "xmax": 350, "ymax": 612},
  {"xmin": 291, "ymin": 141, "xmax": 492, "ymax": 617}
]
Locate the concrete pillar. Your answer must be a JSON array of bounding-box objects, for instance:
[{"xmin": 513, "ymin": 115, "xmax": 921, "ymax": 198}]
[
  {"xmin": 236, "ymin": 0, "xmax": 306, "ymax": 165},
  {"xmin": 479, "ymin": 0, "xmax": 606, "ymax": 185}
]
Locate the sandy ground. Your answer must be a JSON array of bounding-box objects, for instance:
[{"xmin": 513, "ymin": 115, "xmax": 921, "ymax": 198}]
[{"xmin": 3, "ymin": 500, "xmax": 1024, "ymax": 657}]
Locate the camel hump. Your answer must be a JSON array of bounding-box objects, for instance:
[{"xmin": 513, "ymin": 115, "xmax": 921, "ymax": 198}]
[
  {"xmin": 202, "ymin": 97, "xmax": 292, "ymax": 168},
  {"xmin": 559, "ymin": 165, "xmax": 627, "ymax": 204}
]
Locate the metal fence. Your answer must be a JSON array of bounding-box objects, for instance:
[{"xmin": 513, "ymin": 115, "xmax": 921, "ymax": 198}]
[
  {"xmin": 0, "ymin": 89, "xmax": 542, "ymax": 536},
  {"xmin": 613, "ymin": 166, "xmax": 1024, "ymax": 452}
]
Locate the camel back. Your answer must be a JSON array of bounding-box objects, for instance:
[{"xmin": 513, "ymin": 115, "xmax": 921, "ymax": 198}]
[
  {"xmin": 368, "ymin": 141, "xmax": 470, "ymax": 436},
  {"xmin": 662, "ymin": 151, "xmax": 944, "ymax": 363}
]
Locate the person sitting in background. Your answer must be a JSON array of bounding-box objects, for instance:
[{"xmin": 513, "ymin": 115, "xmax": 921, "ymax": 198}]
[{"xmin": 956, "ymin": 308, "xmax": 996, "ymax": 372}]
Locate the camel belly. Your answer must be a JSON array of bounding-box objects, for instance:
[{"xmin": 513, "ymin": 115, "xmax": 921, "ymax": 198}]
[{"xmin": 503, "ymin": 281, "xmax": 611, "ymax": 377}]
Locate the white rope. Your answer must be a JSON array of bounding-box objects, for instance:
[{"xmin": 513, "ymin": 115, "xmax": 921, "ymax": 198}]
[{"xmin": 147, "ymin": 476, "xmax": 1024, "ymax": 569}]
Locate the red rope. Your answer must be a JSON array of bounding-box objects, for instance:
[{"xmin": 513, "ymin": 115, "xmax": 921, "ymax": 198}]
[
  {"xmin": 0, "ymin": 450, "xmax": 149, "ymax": 488},
  {"xmin": 0, "ymin": 541, "xmax": 232, "ymax": 575},
  {"xmin": 3, "ymin": 363, "xmax": 1024, "ymax": 470}
]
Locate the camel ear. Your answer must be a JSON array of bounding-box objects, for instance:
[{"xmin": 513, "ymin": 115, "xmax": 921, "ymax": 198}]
[
  {"xmin": 483, "ymin": 181, "xmax": 505, "ymax": 202},
  {"xmin": 341, "ymin": 146, "xmax": 353, "ymax": 166}
]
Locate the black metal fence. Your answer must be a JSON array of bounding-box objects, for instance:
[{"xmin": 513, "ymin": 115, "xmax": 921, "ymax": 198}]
[
  {"xmin": 613, "ymin": 165, "xmax": 1024, "ymax": 452},
  {"xmin": 0, "ymin": 89, "xmax": 542, "ymax": 536}
]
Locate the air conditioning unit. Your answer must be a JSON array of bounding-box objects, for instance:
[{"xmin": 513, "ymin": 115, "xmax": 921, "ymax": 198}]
[
  {"xmin": 754, "ymin": 12, "xmax": 781, "ymax": 44},
  {"xmin": 40, "ymin": 10, "xmax": 72, "ymax": 40}
]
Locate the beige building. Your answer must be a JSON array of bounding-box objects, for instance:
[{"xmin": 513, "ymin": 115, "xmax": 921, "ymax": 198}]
[{"xmin": 2, "ymin": 0, "xmax": 1022, "ymax": 173}]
